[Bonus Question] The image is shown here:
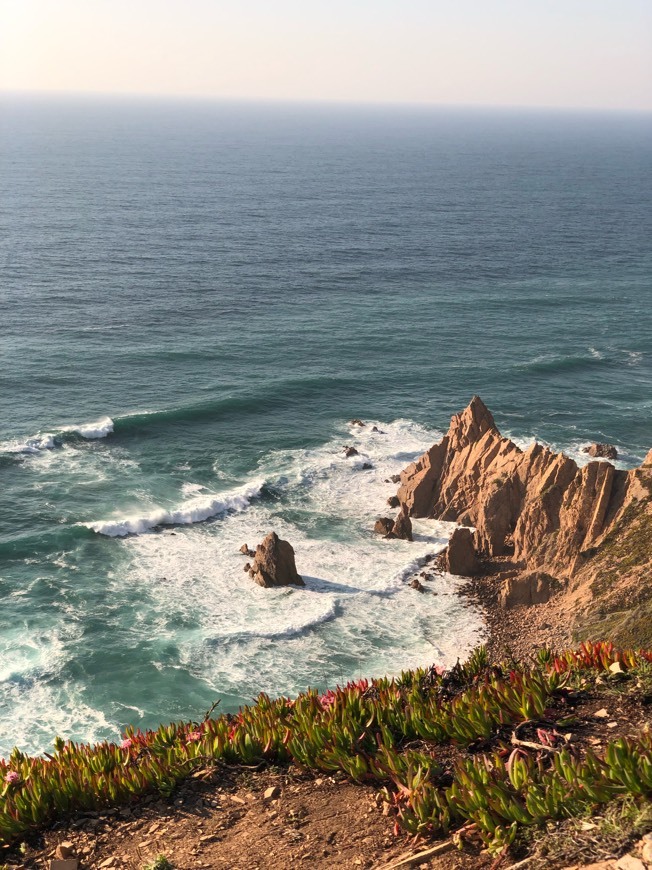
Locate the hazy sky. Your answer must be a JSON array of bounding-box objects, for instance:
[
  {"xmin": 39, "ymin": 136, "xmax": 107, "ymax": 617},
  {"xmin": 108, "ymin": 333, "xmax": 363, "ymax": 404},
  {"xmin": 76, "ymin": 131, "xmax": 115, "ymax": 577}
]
[{"xmin": 1, "ymin": 0, "xmax": 651, "ymax": 110}]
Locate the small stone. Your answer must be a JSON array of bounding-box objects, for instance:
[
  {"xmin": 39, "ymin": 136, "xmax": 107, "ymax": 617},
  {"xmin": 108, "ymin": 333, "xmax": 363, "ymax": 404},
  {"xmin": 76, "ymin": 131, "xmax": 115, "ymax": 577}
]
[
  {"xmin": 593, "ymin": 708, "xmax": 609, "ymax": 718},
  {"xmin": 264, "ymin": 785, "xmax": 281, "ymax": 801},
  {"xmin": 99, "ymin": 859, "xmax": 118, "ymax": 870},
  {"xmin": 609, "ymin": 661, "xmax": 624, "ymax": 674},
  {"xmin": 199, "ymin": 834, "xmax": 217, "ymax": 843},
  {"xmin": 607, "ymin": 721, "xmax": 618, "ymax": 728},
  {"xmin": 50, "ymin": 861, "xmax": 79, "ymax": 870},
  {"xmin": 314, "ymin": 778, "xmax": 324, "ymax": 786},
  {"xmin": 55, "ymin": 843, "xmax": 76, "ymax": 860},
  {"xmin": 230, "ymin": 794, "xmax": 246, "ymax": 805}
]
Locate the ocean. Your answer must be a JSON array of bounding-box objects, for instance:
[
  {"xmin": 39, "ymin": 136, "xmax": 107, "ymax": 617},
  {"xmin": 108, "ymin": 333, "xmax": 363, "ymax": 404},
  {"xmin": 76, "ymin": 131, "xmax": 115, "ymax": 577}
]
[{"xmin": 1, "ymin": 95, "xmax": 650, "ymax": 758}]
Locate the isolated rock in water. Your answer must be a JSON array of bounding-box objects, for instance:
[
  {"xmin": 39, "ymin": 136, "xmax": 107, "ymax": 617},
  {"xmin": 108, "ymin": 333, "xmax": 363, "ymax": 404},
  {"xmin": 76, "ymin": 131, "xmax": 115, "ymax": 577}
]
[
  {"xmin": 343, "ymin": 445, "xmax": 359, "ymax": 457},
  {"xmin": 392, "ymin": 505, "xmax": 413, "ymax": 541},
  {"xmin": 361, "ymin": 462, "xmax": 373, "ymax": 470},
  {"xmin": 387, "ymin": 495, "xmax": 400, "ymax": 508},
  {"xmin": 350, "ymin": 419, "xmax": 365, "ymax": 427},
  {"xmin": 239, "ymin": 543, "xmax": 255, "ymax": 557},
  {"xmin": 438, "ymin": 527, "xmax": 480, "ymax": 576},
  {"xmin": 409, "ymin": 577, "xmax": 425, "ymax": 592},
  {"xmin": 499, "ymin": 573, "xmax": 560, "ymax": 609},
  {"xmin": 374, "ymin": 517, "xmax": 394, "ymax": 536},
  {"xmin": 583, "ymin": 443, "xmax": 618, "ymax": 460},
  {"xmin": 249, "ymin": 532, "xmax": 304, "ymax": 588},
  {"xmin": 371, "ymin": 426, "xmax": 385, "ymax": 434}
]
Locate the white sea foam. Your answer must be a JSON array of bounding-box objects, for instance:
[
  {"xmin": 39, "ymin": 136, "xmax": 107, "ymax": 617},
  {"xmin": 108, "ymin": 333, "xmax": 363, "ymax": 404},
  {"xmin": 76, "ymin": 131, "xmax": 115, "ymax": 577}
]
[
  {"xmin": 83, "ymin": 479, "xmax": 266, "ymax": 537},
  {"xmin": 66, "ymin": 416, "xmax": 115, "ymax": 439},
  {"xmin": 1, "ymin": 433, "xmax": 56, "ymax": 454}
]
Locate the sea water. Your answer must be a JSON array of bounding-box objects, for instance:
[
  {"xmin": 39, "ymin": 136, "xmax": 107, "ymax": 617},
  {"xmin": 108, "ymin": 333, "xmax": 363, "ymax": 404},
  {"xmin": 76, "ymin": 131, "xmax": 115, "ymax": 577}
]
[{"xmin": 1, "ymin": 96, "xmax": 650, "ymax": 757}]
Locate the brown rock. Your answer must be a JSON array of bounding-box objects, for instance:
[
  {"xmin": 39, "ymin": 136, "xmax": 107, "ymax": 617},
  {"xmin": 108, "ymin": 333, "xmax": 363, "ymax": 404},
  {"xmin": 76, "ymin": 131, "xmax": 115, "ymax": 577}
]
[
  {"xmin": 239, "ymin": 543, "xmax": 255, "ymax": 557},
  {"xmin": 55, "ymin": 843, "xmax": 76, "ymax": 860},
  {"xmin": 374, "ymin": 518, "xmax": 394, "ymax": 536},
  {"xmin": 409, "ymin": 578, "xmax": 425, "ymax": 592},
  {"xmin": 499, "ymin": 572, "xmax": 560, "ymax": 608},
  {"xmin": 249, "ymin": 532, "xmax": 305, "ymax": 588},
  {"xmin": 583, "ymin": 442, "xmax": 618, "ymax": 460},
  {"xmin": 50, "ymin": 861, "xmax": 79, "ymax": 870},
  {"xmin": 438, "ymin": 527, "xmax": 480, "ymax": 576},
  {"xmin": 387, "ymin": 495, "xmax": 400, "ymax": 508},
  {"xmin": 350, "ymin": 419, "xmax": 365, "ymax": 427},
  {"xmin": 396, "ymin": 396, "xmax": 643, "ymax": 578},
  {"xmin": 343, "ymin": 446, "xmax": 359, "ymax": 457},
  {"xmin": 243, "ymin": 562, "xmax": 251, "ymax": 572},
  {"xmin": 264, "ymin": 785, "xmax": 281, "ymax": 801},
  {"xmin": 391, "ymin": 505, "xmax": 413, "ymax": 541}
]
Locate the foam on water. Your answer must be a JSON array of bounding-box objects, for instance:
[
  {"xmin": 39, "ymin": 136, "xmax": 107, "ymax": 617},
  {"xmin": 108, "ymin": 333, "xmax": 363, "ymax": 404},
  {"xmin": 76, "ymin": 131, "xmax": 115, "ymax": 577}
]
[{"xmin": 82, "ymin": 479, "xmax": 266, "ymax": 536}]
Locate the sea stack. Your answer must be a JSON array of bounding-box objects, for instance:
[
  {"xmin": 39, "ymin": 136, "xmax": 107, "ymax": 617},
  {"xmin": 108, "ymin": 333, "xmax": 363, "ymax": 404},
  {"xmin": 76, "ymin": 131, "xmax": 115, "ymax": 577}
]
[{"xmin": 248, "ymin": 532, "xmax": 305, "ymax": 588}]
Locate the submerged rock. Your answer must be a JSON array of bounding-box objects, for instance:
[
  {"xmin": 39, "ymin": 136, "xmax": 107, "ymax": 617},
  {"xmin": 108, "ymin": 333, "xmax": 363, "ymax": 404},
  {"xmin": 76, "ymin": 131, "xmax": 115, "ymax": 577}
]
[
  {"xmin": 343, "ymin": 445, "xmax": 359, "ymax": 457},
  {"xmin": 248, "ymin": 532, "xmax": 304, "ymax": 588}
]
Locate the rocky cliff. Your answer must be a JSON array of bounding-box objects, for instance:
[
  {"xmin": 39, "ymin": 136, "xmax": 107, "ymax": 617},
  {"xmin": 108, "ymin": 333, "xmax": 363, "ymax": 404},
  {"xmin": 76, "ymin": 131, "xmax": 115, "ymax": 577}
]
[{"xmin": 397, "ymin": 397, "xmax": 652, "ymax": 642}]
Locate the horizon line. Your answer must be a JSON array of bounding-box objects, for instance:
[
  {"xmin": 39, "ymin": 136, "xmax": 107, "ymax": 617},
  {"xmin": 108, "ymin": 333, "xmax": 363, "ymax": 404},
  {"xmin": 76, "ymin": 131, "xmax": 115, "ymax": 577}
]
[{"xmin": 2, "ymin": 87, "xmax": 651, "ymax": 117}]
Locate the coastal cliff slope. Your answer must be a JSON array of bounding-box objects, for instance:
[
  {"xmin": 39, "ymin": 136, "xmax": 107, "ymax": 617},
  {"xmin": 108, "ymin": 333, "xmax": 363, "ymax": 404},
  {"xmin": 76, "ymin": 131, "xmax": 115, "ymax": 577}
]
[{"xmin": 397, "ymin": 397, "xmax": 652, "ymax": 645}]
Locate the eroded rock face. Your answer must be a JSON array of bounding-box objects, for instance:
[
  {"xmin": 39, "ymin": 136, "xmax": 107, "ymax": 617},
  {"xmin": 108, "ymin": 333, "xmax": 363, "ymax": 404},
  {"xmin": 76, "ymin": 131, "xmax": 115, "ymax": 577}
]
[
  {"xmin": 248, "ymin": 532, "xmax": 304, "ymax": 588},
  {"xmin": 397, "ymin": 396, "xmax": 635, "ymax": 581},
  {"xmin": 583, "ymin": 443, "xmax": 618, "ymax": 460},
  {"xmin": 437, "ymin": 527, "xmax": 480, "ymax": 576},
  {"xmin": 499, "ymin": 573, "xmax": 560, "ymax": 609}
]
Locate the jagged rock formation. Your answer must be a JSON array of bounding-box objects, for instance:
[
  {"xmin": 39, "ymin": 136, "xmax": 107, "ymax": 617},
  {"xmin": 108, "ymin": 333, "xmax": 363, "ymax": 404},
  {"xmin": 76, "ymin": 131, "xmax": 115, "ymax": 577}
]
[
  {"xmin": 248, "ymin": 532, "xmax": 305, "ymax": 588},
  {"xmin": 437, "ymin": 527, "xmax": 480, "ymax": 576},
  {"xmin": 397, "ymin": 397, "xmax": 652, "ymax": 637},
  {"xmin": 397, "ymin": 396, "xmax": 639, "ymax": 579},
  {"xmin": 391, "ymin": 505, "xmax": 413, "ymax": 541}
]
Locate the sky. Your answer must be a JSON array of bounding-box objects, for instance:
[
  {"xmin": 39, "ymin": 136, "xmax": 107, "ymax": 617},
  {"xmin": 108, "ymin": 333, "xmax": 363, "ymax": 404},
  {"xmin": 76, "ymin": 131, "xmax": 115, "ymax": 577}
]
[{"xmin": 1, "ymin": 0, "xmax": 651, "ymax": 111}]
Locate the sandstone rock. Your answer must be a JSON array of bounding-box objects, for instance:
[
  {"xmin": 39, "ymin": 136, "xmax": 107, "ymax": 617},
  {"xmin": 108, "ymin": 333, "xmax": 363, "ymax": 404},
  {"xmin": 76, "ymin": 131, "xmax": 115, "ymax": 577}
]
[
  {"xmin": 248, "ymin": 532, "xmax": 304, "ymax": 588},
  {"xmin": 343, "ymin": 446, "xmax": 359, "ymax": 457},
  {"xmin": 395, "ymin": 396, "xmax": 639, "ymax": 580},
  {"xmin": 438, "ymin": 527, "xmax": 480, "ymax": 576},
  {"xmin": 583, "ymin": 443, "xmax": 618, "ymax": 460},
  {"xmin": 392, "ymin": 505, "xmax": 413, "ymax": 541},
  {"xmin": 374, "ymin": 517, "xmax": 394, "ymax": 536},
  {"xmin": 239, "ymin": 543, "xmax": 255, "ymax": 557},
  {"xmin": 499, "ymin": 572, "xmax": 560, "ymax": 608},
  {"xmin": 387, "ymin": 495, "xmax": 400, "ymax": 508},
  {"xmin": 264, "ymin": 785, "xmax": 281, "ymax": 800}
]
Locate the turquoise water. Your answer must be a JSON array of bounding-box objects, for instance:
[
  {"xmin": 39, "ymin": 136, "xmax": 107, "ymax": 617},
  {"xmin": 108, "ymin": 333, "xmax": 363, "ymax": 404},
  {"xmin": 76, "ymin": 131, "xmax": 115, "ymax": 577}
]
[{"xmin": 1, "ymin": 96, "xmax": 651, "ymax": 757}]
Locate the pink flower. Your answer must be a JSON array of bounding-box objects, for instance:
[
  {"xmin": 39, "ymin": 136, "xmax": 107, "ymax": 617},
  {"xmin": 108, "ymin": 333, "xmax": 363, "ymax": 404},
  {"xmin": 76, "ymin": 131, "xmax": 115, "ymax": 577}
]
[
  {"xmin": 120, "ymin": 738, "xmax": 133, "ymax": 750},
  {"xmin": 4, "ymin": 771, "xmax": 19, "ymax": 785},
  {"xmin": 186, "ymin": 731, "xmax": 201, "ymax": 743}
]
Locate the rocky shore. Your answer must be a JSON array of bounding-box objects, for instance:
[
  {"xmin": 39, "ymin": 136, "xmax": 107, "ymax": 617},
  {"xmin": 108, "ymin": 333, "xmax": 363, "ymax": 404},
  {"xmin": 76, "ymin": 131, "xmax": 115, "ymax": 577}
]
[{"xmin": 392, "ymin": 396, "xmax": 652, "ymax": 652}]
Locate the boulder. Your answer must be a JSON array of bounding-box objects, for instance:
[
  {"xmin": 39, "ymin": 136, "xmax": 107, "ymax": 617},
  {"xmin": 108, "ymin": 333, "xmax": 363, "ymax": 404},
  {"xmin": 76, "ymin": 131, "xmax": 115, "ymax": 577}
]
[
  {"xmin": 343, "ymin": 446, "xmax": 359, "ymax": 457},
  {"xmin": 409, "ymin": 577, "xmax": 425, "ymax": 592},
  {"xmin": 438, "ymin": 527, "xmax": 480, "ymax": 576},
  {"xmin": 387, "ymin": 495, "xmax": 400, "ymax": 508},
  {"xmin": 350, "ymin": 419, "xmax": 365, "ymax": 427},
  {"xmin": 361, "ymin": 462, "xmax": 373, "ymax": 470},
  {"xmin": 374, "ymin": 517, "xmax": 394, "ymax": 536},
  {"xmin": 499, "ymin": 572, "xmax": 560, "ymax": 609},
  {"xmin": 583, "ymin": 443, "xmax": 618, "ymax": 460},
  {"xmin": 248, "ymin": 532, "xmax": 305, "ymax": 588},
  {"xmin": 239, "ymin": 543, "xmax": 255, "ymax": 557},
  {"xmin": 392, "ymin": 505, "xmax": 413, "ymax": 541}
]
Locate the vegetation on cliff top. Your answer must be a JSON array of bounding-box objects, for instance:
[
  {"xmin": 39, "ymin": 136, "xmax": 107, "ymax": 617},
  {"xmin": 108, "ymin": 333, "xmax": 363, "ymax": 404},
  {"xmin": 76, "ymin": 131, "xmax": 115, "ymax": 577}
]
[{"xmin": 2, "ymin": 641, "xmax": 652, "ymax": 866}]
